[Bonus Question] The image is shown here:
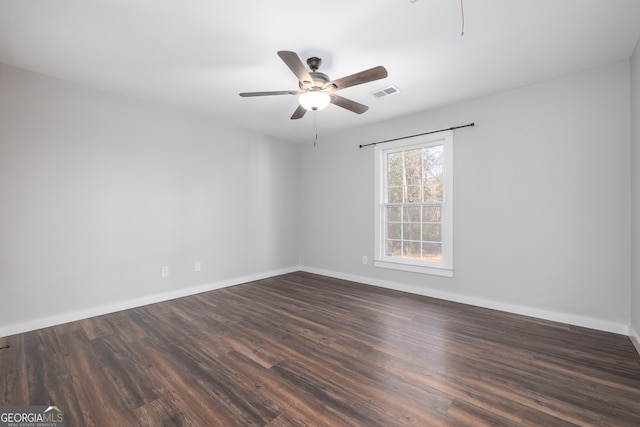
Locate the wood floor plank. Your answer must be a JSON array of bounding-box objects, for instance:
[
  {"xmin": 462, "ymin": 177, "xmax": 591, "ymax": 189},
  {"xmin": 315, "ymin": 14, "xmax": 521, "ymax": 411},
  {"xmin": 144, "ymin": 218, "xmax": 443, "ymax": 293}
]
[
  {"xmin": 58, "ymin": 330, "xmax": 141, "ymax": 426},
  {"xmin": 125, "ymin": 337, "xmax": 239, "ymax": 426},
  {"xmin": 0, "ymin": 334, "xmax": 28, "ymax": 404},
  {"xmin": 215, "ymin": 350, "xmax": 351, "ymax": 427},
  {"xmin": 134, "ymin": 391, "xmax": 200, "ymax": 427},
  {"xmin": 90, "ymin": 334, "xmax": 164, "ymax": 408},
  {"xmin": 2, "ymin": 271, "xmax": 640, "ymax": 425},
  {"xmin": 24, "ymin": 329, "xmax": 68, "ymax": 404}
]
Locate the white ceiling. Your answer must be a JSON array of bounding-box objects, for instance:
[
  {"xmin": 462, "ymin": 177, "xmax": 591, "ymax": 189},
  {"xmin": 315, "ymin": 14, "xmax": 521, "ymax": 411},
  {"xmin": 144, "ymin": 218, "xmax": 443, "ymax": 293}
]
[{"xmin": 1, "ymin": 0, "xmax": 639, "ymax": 143}]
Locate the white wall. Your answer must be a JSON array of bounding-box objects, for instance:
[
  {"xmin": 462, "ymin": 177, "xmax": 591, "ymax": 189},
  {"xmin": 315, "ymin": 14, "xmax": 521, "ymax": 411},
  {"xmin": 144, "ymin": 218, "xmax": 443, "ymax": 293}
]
[
  {"xmin": 631, "ymin": 40, "xmax": 640, "ymax": 350},
  {"xmin": 300, "ymin": 61, "xmax": 631, "ymax": 334},
  {"xmin": 0, "ymin": 63, "xmax": 300, "ymax": 336}
]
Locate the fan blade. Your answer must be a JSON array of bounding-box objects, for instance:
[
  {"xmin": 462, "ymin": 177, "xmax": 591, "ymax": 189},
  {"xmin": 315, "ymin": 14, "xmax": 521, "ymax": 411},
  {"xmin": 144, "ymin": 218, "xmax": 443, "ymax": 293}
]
[
  {"xmin": 330, "ymin": 94, "xmax": 369, "ymax": 114},
  {"xmin": 239, "ymin": 90, "xmax": 299, "ymax": 97},
  {"xmin": 291, "ymin": 104, "xmax": 307, "ymax": 120},
  {"xmin": 328, "ymin": 66, "xmax": 388, "ymax": 90},
  {"xmin": 278, "ymin": 51, "xmax": 313, "ymax": 87}
]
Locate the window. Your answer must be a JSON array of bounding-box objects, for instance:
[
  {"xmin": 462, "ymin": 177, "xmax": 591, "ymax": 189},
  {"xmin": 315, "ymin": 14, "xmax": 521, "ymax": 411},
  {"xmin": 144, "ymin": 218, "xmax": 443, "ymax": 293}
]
[{"xmin": 374, "ymin": 131, "xmax": 453, "ymax": 277}]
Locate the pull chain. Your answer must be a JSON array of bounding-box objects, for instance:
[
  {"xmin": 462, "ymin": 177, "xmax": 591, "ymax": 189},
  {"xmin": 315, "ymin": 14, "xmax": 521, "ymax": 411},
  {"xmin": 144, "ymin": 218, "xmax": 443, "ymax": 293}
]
[
  {"xmin": 460, "ymin": 0, "xmax": 465, "ymax": 37},
  {"xmin": 313, "ymin": 109, "xmax": 318, "ymax": 147}
]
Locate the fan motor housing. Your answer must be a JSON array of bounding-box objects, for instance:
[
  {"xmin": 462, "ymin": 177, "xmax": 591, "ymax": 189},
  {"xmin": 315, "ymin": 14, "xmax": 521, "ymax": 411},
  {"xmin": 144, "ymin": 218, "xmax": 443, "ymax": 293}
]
[{"xmin": 300, "ymin": 72, "xmax": 330, "ymax": 90}]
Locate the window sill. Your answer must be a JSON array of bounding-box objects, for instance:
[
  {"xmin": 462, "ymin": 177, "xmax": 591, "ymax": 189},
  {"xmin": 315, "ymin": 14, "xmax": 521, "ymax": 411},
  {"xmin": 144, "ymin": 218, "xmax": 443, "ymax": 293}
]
[{"xmin": 374, "ymin": 259, "xmax": 453, "ymax": 277}]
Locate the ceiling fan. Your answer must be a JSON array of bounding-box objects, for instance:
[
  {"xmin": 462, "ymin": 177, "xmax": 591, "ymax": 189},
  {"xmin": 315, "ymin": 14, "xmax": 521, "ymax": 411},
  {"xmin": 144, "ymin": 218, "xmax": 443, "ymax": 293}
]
[{"xmin": 239, "ymin": 51, "xmax": 388, "ymax": 120}]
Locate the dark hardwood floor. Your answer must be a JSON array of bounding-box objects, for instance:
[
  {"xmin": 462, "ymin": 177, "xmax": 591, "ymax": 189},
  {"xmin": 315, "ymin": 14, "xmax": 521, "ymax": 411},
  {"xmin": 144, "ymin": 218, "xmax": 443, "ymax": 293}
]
[{"xmin": 2, "ymin": 271, "xmax": 640, "ymax": 426}]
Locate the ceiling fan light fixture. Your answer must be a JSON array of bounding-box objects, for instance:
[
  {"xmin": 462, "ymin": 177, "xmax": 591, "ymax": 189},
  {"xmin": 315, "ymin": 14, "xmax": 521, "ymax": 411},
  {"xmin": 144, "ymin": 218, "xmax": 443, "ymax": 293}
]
[
  {"xmin": 299, "ymin": 91, "xmax": 330, "ymax": 111},
  {"xmin": 240, "ymin": 51, "xmax": 388, "ymax": 119}
]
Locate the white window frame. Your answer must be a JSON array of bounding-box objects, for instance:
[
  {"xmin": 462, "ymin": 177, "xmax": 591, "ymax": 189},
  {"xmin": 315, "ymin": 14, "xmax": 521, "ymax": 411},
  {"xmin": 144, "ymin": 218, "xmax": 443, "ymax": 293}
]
[{"xmin": 374, "ymin": 130, "xmax": 453, "ymax": 277}]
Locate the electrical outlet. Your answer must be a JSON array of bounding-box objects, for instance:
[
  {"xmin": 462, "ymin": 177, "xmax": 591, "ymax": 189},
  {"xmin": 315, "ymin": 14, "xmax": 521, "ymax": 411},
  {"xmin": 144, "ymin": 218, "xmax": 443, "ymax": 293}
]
[
  {"xmin": 362, "ymin": 256, "xmax": 368, "ymax": 265},
  {"xmin": 161, "ymin": 266, "xmax": 169, "ymax": 278},
  {"xmin": 194, "ymin": 261, "xmax": 201, "ymax": 272}
]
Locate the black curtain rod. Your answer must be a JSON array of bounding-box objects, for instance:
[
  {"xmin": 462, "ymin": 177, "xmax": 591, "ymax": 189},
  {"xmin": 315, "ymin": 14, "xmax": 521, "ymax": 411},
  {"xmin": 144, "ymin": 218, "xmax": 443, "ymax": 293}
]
[{"xmin": 359, "ymin": 122, "xmax": 475, "ymax": 148}]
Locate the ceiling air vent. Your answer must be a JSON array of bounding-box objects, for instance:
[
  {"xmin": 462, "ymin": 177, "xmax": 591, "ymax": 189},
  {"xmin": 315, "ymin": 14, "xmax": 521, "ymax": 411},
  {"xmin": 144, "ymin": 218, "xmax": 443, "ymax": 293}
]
[{"xmin": 372, "ymin": 85, "xmax": 400, "ymax": 99}]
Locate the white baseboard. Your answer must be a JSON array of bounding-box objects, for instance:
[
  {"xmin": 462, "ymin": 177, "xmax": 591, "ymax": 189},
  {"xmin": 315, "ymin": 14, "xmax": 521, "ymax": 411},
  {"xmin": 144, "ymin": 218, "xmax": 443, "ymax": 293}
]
[
  {"xmin": 4, "ymin": 265, "xmax": 632, "ymax": 341},
  {"xmin": 630, "ymin": 325, "xmax": 640, "ymax": 357},
  {"xmin": 300, "ymin": 266, "xmax": 629, "ymax": 336},
  {"xmin": 0, "ymin": 266, "xmax": 298, "ymax": 338}
]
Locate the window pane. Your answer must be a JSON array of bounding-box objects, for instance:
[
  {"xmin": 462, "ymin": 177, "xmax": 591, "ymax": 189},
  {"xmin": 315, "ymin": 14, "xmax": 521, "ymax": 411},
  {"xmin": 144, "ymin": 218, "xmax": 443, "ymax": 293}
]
[
  {"xmin": 387, "ymin": 153, "xmax": 403, "ymax": 186},
  {"xmin": 423, "ymin": 206, "xmax": 442, "ymax": 222},
  {"xmin": 386, "ymin": 223, "xmax": 402, "ymax": 240},
  {"xmin": 404, "ymin": 149, "xmax": 422, "ymax": 186},
  {"xmin": 403, "ymin": 223, "xmax": 421, "ymax": 241},
  {"xmin": 425, "ymin": 145, "xmax": 443, "ymax": 177},
  {"xmin": 424, "ymin": 179, "xmax": 443, "ymax": 202},
  {"xmin": 385, "ymin": 240, "xmax": 402, "ymax": 257},
  {"xmin": 406, "ymin": 185, "xmax": 421, "ymax": 203},
  {"xmin": 388, "ymin": 187, "xmax": 403, "ymax": 203},
  {"xmin": 386, "ymin": 206, "xmax": 402, "ymax": 221},
  {"xmin": 404, "ymin": 242, "xmax": 421, "ymax": 259},
  {"xmin": 424, "ymin": 145, "xmax": 444, "ymax": 202},
  {"xmin": 422, "ymin": 223, "xmax": 441, "ymax": 242},
  {"xmin": 422, "ymin": 243, "xmax": 442, "ymax": 262},
  {"xmin": 403, "ymin": 206, "xmax": 421, "ymax": 222}
]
